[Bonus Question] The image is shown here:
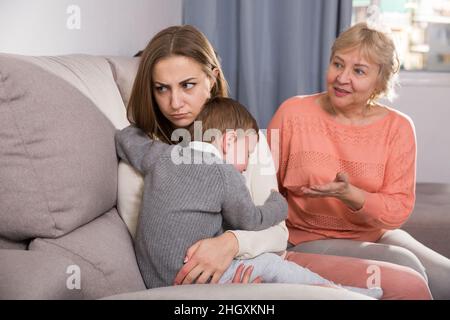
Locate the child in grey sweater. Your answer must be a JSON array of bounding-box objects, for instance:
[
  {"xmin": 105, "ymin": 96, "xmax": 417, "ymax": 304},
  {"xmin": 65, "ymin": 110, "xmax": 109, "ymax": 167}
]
[{"xmin": 115, "ymin": 97, "xmax": 382, "ymax": 299}]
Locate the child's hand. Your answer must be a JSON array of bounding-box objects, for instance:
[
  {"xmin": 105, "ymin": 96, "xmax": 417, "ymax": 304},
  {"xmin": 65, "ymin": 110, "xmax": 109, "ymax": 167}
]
[{"xmin": 230, "ymin": 263, "xmax": 263, "ymax": 284}]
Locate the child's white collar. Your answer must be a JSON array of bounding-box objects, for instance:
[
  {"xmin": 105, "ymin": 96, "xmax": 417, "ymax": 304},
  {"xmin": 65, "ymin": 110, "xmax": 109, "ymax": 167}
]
[{"xmin": 188, "ymin": 141, "xmax": 223, "ymax": 160}]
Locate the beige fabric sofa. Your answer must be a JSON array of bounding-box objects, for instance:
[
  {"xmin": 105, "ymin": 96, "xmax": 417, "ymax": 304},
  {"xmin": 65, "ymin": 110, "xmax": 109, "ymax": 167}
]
[{"xmin": 0, "ymin": 53, "xmax": 447, "ymax": 300}]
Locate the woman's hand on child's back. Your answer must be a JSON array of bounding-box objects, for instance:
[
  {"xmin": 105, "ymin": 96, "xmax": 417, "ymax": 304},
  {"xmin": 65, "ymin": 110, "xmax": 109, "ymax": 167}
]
[{"xmin": 174, "ymin": 232, "xmax": 239, "ymax": 285}]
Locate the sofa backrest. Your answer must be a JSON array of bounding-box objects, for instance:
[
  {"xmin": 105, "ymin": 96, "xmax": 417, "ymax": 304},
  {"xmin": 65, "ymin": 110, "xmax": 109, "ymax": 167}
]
[
  {"xmin": 0, "ymin": 54, "xmax": 133, "ymax": 243},
  {"xmin": 106, "ymin": 56, "xmax": 140, "ymax": 110},
  {"xmin": 106, "ymin": 56, "xmax": 144, "ymax": 239}
]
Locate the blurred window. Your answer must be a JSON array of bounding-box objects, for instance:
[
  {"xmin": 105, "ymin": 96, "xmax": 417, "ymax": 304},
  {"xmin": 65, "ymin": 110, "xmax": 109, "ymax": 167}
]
[{"xmin": 353, "ymin": 0, "xmax": 450, "ymax": 71}]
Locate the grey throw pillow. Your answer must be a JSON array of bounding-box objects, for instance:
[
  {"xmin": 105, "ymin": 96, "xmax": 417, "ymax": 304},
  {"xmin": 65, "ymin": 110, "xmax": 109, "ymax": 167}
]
[{"xmin": 0, "ymin": 55, "xmax": 117, "ymax": 240}]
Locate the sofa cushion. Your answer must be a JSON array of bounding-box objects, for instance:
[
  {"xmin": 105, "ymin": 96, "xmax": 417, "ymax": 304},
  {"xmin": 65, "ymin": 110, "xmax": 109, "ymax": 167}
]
[
  {"xmin": 117, "ymin": 162, "xmax": 144, "ymax": 239},
  {"xmin": 29, "ymin": 208, "xmax": 146, "ymax": 299},
  {"xmin": 106, "ymin": 56, "xmax": 140, "ymax": 109},
  {"xmin": 10, "ymin": 54, "xmax": 130, "ymax": 129},
  {"xmin": 106, "ymin": 56, "xmax": 144, "ymax": 239},
  {"xmin": 0, "ymin": 54, "xmax": 118, "ymax": 240},
  {"xmin": 102, "ymin": 283, "xmax": 373, "ymax": 300},
  {"xmin": 0, "ymin": 237, "xmax": 28, "ymax": 250},
  {"xmin": 0, "ymin": 249, "xmax": 82, "ymax": 299}
]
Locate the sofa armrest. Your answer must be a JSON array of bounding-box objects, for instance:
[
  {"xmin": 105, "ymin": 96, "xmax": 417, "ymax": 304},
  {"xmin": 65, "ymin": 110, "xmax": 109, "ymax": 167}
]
[
  {"xmin": 102, "ymin": 283, "xmax": 373, "ymax": 300},
  {"xmin": 0, "ymin": 249, "xmax": 83, "ymax": 299}
]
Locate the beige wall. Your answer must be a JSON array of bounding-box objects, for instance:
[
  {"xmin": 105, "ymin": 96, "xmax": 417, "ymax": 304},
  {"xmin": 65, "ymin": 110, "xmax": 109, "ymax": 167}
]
[
  {"xmin": 393, "ymin": 71, "xmax": 450, "ymax": 184},
  {"xmin": 0, "ymin": 0, "xmax": 182, "ymax": 56}
]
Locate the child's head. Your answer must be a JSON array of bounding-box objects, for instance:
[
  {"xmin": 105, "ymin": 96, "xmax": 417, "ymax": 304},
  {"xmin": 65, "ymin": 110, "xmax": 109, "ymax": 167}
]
[{"xmin": 191, "ymin": 97, "xmax": 259, "ymax": 173}]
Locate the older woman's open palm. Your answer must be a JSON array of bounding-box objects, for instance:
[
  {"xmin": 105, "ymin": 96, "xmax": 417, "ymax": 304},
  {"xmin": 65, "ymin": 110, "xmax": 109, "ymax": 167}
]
[
  {"xmin": 300, "ymin": 172, "xmax": 365, "ymax": 211},
  {"xmin": 301, "ymin": 172, "xmax": 350, "ymax": 197}
]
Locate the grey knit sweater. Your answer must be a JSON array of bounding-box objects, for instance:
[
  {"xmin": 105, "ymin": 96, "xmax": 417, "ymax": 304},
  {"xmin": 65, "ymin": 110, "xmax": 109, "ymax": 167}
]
[{"xmin": 115, "ymin": 125, "xmax": 288, "ymax": 289}]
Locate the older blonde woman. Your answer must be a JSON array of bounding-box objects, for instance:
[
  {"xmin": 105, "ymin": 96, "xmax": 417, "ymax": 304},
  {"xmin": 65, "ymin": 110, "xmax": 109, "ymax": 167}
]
[{"xmin": 268, "ymin": 22, "xmax": 450, "ymax": 299}]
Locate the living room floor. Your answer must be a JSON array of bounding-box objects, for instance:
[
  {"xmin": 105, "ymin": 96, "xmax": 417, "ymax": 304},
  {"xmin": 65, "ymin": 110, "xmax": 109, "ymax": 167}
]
[{"xmin": 402, "ymin": 183, "xmax": 450, "ymax": 258}]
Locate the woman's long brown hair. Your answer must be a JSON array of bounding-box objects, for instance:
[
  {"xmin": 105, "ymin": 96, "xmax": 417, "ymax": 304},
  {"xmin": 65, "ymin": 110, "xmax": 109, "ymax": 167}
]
[{"xmin": 127, "ymin": 25, "xmax": 229, "ymax": 144}]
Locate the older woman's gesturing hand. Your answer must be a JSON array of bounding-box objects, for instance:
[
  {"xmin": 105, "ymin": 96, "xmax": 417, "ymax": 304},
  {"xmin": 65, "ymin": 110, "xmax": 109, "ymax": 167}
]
[{"xmin": 300, "ymin": 172, "xmax": 366, "ymax": 211}]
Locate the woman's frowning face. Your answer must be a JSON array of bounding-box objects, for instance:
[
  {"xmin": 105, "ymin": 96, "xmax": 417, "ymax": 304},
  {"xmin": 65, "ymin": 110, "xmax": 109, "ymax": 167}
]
[{"xmin": 152, "ymin": 55, "xmax": 215, "ymax": 128}]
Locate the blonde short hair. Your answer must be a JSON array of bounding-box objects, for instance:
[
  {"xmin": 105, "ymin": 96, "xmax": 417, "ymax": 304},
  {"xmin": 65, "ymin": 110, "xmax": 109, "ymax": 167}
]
[{"xmin": 331, "ymin": 22, "xmax": 400, "ymax": 101}]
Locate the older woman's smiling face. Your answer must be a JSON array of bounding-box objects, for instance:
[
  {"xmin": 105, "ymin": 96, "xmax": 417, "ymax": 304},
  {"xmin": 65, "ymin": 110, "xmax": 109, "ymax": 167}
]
[{"xmin": 326, "ymin": 47, "xmax": 381, "ymax": 112}]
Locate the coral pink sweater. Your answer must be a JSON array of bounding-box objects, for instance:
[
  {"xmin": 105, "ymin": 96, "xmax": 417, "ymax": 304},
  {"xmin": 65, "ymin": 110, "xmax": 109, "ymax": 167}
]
[{"xmin": 267, "ymin": 94, "xmax": 417, "ymax": 245}]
